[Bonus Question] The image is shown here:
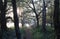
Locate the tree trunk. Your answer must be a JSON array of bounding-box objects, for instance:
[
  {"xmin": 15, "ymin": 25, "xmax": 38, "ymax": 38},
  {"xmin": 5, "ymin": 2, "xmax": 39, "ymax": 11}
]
[
  {"xmin": 12, "ymin": 0, "xmax": 21, "ymax": 39},
  {"xmin": 36, "ymin": 15, "xmax": 39, "ymax": 28},
  {"xmin": 42, "ymin": 0, "xmax": 46, "ymax": 32},
  {"xmin": 0, "ymin": 0, "xmax": 7, "ymax": 39},
  {"xmin": 31, "ymin": 0, "xmax": 40, "ymax": 28},
  {"xmin": 53, "ymin": 0, "xmax": 60, "ymax": 39},
  {"xmin": 42, "ymin": 0, "xmax": 47, "ymax": 39}
]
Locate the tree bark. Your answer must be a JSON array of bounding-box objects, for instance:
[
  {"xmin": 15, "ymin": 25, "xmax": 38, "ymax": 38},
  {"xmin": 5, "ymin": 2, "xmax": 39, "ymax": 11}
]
[
  {"xmin": 36, "ymin": 15, "xmax": 39, "ymax": 28},
  {"xmin": 31, "ymin": 0, "xmax": 40, "ymax": 28},
  {"xmin": 42, "ymin": 0, "xmax": 46, "ymax": 32},
  {"xmin": 0, "ymin": 0, "xmax": 7, "ymax": 39},
  {"xmin": 12, "ymin": 0, "xmax": 21, "ymax": 39},
  {"xmin": 42, "ymin": 0, "xmax": 47, "ymax": 39},
  {"xmin": 53, "ymin": 0, "xmax": 60, "ymax": 39}
]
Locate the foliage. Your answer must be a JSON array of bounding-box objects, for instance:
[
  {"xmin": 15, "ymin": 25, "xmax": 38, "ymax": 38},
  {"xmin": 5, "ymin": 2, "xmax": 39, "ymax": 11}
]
[
  {"xmin": 19, "ymin": 26, "xmax": 55, "ymax": 39},
  {"xmin": 31, "ymin": 26, "xmax": 55, "ymax": 39}
]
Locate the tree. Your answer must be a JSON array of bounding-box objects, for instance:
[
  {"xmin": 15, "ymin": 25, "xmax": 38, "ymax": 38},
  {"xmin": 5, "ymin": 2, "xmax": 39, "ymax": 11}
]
[
  {"xmin": 42, "ymin": 0, "xmax": 46, "ymax": 32},
  {"xmin": 28, "ymin": 0, "xmax": 42, "ymax": 28},
  {"xmin": 0, "ymin": 0, "xmax": 7, "ymax": 39},
  {"xmin": 11, "ymin": 0, "xmax": 21, "ymax": 39},
  {"xmin": 42, "ymin": 0, "xmax": 47, "ymax": 39},
  {"xmin": 53, "ymin": 0, "xmax": 60, "ymax": 39},
  {"xmin": 23, "ymin": 0, "xmax": 50, "ymax": 28}
]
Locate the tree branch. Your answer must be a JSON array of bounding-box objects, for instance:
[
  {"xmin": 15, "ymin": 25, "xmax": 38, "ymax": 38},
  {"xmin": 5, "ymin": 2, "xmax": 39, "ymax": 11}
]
[
  {"xmin": 25, "ymin": 2, "xmax": 34, "ymax": 10},
  {"xmin": 31, "ymin": 0, "xmax": 37, "ymax": 15},
  {"xmin": 38, "ymin": 10, "xmax": 43, "ymax": 16}
]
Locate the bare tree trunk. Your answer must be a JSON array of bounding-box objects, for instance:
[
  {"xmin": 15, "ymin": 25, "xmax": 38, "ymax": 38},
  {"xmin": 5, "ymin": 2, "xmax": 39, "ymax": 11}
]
[
  {"xmin": 42, "ymin": 0, "xmax": 46, "ymax": 39},
  {"xmin": 0, "ymin": 0, "xmax": 7, "ymax": 39},
  {"xmin": 12, "ymin": 0, "xmax": 21, "ymax": 39},
  {"xmin": 53, "ymin": 0, "xmax": 60, "ymax": 39},
  {"xmin": 0, "ymin": 1, "xmax": 2, "ymax": 39},
  {"xmin": 31, "ymin": 0, "xmax": 40, "ymax": 28},
  {"xmin": 42, "ymin": 0, "xmax": 46, "ymax": 32},
  {"xmin": 36, "ymin": 15, "xmax": 39, "ymax": 28}
]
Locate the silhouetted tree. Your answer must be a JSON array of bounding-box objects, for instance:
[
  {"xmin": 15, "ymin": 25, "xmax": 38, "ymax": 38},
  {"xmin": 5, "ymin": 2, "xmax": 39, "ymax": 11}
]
[
  {"xmin": 42, "ymin": 0, "xmax": 46, "ymax": 32},
  {"xmin": 53, "ymin": 0, "xmax": 60, "ymax": 39},
  {"xmin": 11, "ymin": 0, "xmax": 21, "ymax": 39},
  {"xmin": 0, "ymin": 0, "xmax": 1, "ymax": 25},
  {"xmin": 31, "ymin": 0, "xmax": 41, "ymax": 28},
  {"xmin": 42, "ymin": 0, "xmax": 47, "ymax": 39},
  {"xmin": 0, "ymin": 0, "xmax": 7, "ymax": 39}
]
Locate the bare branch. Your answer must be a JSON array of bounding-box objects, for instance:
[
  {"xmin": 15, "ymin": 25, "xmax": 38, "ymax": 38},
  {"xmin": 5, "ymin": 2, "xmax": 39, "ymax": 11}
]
[
  {"xmin": 31, "ymin": 0, "xmax": 37, "ymax": 15},
  {"xmin": 38, "ymin": 10, "xmax": 43, "ymax": 16},
  {"xmin": 25, "ymin": 2, "xmax": 34, "ymax": 10},
  {"xmin": 25, "ymin": 1, "xmax": 38, "ymax": 15}
]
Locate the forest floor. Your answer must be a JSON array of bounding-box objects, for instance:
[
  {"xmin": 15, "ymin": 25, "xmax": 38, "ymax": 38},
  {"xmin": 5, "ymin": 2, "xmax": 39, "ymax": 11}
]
[{"xmin": 0, "ymin": 26, "xmax": 55, "ymax": 39}]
